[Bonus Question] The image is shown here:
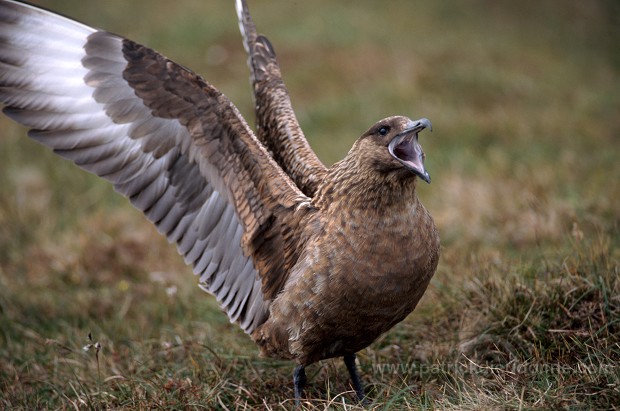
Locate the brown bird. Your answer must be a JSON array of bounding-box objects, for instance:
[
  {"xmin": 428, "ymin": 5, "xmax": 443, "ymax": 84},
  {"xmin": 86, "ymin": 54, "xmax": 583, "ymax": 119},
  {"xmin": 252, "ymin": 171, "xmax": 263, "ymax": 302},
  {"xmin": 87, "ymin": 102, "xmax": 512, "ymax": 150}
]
[{"xmin": 0, "ymin": 0, "xmax": 440, "ymax": 404}]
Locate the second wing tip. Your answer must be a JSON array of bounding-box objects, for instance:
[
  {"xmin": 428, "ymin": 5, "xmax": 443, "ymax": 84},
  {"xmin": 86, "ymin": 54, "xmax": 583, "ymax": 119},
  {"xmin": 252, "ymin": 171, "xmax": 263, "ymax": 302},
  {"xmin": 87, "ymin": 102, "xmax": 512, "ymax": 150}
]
[{"xmin": 235, "ymin": 0, "xmax": 245, "ymax": 20}]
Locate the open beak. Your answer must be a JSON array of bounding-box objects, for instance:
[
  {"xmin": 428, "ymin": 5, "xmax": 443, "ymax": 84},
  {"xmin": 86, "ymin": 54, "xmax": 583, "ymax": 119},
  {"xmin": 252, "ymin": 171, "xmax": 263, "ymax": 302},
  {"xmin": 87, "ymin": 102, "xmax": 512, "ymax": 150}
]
[{"xmin": 388, "ymin": 118, "xmax": 432, "ymax": 183}]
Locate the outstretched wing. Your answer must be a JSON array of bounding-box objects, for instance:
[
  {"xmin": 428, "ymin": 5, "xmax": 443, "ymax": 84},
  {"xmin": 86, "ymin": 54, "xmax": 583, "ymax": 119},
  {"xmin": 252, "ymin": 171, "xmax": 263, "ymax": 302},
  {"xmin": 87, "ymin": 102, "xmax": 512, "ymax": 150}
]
[
  {"xmin": 0, "ymin": 0, "xmax": 312, "ymax": 333},
  {"xmin": 236, "ymin": 0, "xmax": 327, "ymax": 197}
]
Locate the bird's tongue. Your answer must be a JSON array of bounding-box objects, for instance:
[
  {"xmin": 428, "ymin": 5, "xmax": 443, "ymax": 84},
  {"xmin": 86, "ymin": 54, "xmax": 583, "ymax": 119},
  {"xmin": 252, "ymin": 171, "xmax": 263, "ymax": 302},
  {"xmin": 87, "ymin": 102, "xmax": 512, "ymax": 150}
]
[
  {"xmin": 392, "ymin": 133, "xmax": 419, "ymax": 164},
  {"xmin": 389, "ymin": 132, "xmax": 431, "ymax": 183},
  {"xmin": 393, "ymin": 133, "xmax": 425, "ymax": 172}
]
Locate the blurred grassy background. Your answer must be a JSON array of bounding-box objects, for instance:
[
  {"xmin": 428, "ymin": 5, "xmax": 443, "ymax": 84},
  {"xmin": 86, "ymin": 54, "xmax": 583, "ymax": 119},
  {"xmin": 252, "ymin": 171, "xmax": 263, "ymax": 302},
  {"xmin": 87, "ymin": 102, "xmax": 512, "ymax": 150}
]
[{"xmin": 0, "ymin": 0, "xmax": 618, "ymax": 409}]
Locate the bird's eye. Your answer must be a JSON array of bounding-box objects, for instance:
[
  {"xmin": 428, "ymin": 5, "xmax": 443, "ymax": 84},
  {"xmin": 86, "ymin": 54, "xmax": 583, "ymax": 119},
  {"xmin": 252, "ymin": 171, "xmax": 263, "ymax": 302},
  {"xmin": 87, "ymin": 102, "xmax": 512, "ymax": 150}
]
[{"xmin": 378, "ymin": 126, "xmax": 390, "ymax": 136}]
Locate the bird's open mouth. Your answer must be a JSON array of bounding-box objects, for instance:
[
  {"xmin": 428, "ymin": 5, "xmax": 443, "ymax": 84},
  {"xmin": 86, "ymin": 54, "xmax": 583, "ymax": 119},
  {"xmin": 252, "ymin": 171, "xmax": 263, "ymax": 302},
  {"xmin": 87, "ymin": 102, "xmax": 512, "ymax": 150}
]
[{"xmin": 388, "ymin": 118, "xmax": 432, "ymax": 183}]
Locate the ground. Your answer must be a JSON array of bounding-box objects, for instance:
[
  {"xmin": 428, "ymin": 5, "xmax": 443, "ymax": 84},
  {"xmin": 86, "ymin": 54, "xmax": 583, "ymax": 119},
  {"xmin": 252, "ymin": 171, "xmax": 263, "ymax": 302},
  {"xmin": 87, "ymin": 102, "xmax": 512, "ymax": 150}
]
[{"xmin": 0, "ymin": 0, "xmax": 618, "ymax": 409}]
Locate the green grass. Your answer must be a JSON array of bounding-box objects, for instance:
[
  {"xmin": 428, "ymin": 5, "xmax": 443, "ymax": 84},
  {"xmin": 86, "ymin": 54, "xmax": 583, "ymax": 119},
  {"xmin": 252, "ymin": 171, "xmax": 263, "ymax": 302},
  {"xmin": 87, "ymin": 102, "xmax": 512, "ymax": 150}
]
[{"xmin": 1, "ymin": 0, "xmax": 619, "ymax": 409}]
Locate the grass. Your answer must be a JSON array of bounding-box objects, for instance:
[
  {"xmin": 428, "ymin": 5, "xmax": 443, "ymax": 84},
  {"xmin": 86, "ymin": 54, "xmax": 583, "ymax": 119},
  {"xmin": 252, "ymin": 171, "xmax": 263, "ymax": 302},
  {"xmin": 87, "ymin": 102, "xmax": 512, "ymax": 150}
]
[{"xmin": 1, "ymin": 0, "xmax": 618, "ymax": 409}]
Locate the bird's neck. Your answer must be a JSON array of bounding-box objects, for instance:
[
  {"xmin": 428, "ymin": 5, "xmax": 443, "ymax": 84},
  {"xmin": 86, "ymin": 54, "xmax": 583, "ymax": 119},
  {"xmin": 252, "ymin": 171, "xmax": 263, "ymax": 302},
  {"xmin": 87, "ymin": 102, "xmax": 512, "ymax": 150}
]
[{"xmin": 312, "ymin": 155, "xmax": 419, "ymax": 213}]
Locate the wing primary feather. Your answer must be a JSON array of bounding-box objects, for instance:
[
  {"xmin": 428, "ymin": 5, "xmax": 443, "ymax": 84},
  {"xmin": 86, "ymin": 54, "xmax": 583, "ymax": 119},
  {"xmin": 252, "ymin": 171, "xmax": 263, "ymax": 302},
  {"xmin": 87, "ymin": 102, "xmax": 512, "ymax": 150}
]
[{"xmin": 0, "ymin": 0, "xmax": 319, "ymax": 336}]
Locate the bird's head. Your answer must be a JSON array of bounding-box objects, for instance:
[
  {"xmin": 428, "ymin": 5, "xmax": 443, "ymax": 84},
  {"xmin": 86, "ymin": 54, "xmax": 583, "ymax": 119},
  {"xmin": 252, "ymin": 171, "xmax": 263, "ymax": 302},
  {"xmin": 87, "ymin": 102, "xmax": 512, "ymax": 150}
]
[{"xmin": 355, "ymin": 116, "xmax": 433, "ymax": 183}]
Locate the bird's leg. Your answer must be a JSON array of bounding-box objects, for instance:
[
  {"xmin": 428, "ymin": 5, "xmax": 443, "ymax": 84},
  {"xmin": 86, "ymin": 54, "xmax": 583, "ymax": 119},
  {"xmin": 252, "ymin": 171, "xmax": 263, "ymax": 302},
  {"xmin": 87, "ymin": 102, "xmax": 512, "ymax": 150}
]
[
  {"xmin": 343, "ymin": 353, "xmax": 366, "ymax": 403},
  {"xmin": 293, "ymin": 364, "xmax": 307, "ymax": 406}
]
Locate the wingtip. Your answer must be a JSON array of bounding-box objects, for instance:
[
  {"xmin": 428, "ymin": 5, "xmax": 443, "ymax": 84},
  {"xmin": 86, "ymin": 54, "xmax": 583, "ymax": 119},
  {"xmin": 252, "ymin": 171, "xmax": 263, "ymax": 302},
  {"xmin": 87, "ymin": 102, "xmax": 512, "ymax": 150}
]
[
  {"xmin": 236, "ymin": 0, "xmax": 254, "ymax": 53},
  {"xmin": 235, "ymin": 0, "xmax": 245, "ymax": 21}
]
